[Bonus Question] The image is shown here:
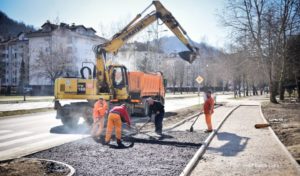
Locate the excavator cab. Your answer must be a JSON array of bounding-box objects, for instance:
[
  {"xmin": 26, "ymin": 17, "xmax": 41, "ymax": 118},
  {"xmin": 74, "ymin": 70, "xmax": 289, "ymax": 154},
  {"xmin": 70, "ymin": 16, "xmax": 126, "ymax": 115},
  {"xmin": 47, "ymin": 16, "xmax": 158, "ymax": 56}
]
[{"xmin": 108, "ymin": 65, "xmax": 129, "ymax": 100}]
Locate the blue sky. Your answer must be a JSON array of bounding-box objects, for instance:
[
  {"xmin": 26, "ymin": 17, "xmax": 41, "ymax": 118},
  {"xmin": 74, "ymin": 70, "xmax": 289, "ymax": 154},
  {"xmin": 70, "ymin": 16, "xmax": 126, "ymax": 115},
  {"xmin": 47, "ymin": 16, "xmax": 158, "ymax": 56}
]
[{"xmin": 0, "ymin": 0, "xmax": 227, "ymax": 48}]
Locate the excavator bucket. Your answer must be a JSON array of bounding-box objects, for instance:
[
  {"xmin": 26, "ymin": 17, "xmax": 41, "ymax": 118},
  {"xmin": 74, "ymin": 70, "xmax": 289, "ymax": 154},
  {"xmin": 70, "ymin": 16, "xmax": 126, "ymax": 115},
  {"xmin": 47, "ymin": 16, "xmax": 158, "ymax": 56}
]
[{"xmin": 178, "ymin": 51, "xmax": 197, "ymax": 64}]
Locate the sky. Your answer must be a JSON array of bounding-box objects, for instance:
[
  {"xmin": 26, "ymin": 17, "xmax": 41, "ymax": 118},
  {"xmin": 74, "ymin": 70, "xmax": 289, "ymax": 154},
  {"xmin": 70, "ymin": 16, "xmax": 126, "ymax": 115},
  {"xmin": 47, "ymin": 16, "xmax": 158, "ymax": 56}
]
[{"xmin": 0, "ymin": 0, "xmax": 228, "ymax": 48}]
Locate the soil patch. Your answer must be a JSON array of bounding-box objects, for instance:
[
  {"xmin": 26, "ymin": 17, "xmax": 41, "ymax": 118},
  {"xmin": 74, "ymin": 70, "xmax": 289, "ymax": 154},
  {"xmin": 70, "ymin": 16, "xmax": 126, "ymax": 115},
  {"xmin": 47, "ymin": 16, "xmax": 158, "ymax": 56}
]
[
  {"xmin": 262, "ymin": 102, "xmax": 300, "ymax": 164},
  {"xmin": 0, "ymin": 158, "xmax": 71, "ymax": 176}
]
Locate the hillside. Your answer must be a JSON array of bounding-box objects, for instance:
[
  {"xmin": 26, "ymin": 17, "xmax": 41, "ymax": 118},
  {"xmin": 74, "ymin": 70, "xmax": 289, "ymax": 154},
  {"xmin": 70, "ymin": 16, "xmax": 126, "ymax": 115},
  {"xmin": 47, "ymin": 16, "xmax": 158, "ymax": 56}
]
[{"xmin": 0, "ymin": 11, "xmax": 35, "ymax": 40}]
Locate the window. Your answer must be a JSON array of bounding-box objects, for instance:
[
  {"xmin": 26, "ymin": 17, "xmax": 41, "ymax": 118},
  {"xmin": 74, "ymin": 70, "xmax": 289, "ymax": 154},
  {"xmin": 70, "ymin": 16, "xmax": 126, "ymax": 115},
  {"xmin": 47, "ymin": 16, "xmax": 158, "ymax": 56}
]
[
  {"xmin": 113, "ymin": 68, "xmax": 124, "ymax": 86},
  {"xmin": 112, "ymin": 67, "xmax": 128, "ymax": 89}
]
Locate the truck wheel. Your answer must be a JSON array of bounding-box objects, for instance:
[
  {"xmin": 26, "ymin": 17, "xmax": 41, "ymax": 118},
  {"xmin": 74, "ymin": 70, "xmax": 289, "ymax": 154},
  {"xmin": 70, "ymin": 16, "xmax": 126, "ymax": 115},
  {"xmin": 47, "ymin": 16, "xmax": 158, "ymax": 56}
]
[{"xmin": 58, "ymin": 105, "xmax": 79, "ymax": 128}]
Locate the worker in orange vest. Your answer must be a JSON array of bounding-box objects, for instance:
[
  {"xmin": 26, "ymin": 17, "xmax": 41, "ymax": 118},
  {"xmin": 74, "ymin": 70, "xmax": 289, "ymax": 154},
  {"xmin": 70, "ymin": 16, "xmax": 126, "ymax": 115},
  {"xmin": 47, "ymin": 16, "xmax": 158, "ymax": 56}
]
[
  {"xmin": 105, "ymin": 104, "xmax": 131, "ymax": 147},
  {"xmin": 91, "ymin": 97, "xmax": 108, "ymax": 140},
  {"xmin": 203, "ymin": 90, "xmax": 214, "ymax": 133}
]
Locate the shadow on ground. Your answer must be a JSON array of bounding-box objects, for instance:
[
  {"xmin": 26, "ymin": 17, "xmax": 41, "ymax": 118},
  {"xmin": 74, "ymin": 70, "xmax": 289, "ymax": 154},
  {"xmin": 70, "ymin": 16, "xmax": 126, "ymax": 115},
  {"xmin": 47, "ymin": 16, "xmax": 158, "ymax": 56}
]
[
  {"xmin": 123, "ymin": 131, "xmax": 203, "ymax": 148},
  {"xmin": 208, "ymin": 132, "xmax": 250, "ymax": 157},
  {"xmin": 50, "ymin": 124, "xmax": 90, "ymax": 134}
]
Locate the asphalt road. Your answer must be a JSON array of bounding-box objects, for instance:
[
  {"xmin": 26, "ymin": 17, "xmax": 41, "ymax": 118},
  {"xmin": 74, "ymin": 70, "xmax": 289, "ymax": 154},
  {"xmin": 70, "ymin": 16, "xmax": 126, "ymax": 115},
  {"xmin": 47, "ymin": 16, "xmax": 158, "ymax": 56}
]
[{"xmin": 0, "ymin": 94, "xmax": 232, "ymax": 161}]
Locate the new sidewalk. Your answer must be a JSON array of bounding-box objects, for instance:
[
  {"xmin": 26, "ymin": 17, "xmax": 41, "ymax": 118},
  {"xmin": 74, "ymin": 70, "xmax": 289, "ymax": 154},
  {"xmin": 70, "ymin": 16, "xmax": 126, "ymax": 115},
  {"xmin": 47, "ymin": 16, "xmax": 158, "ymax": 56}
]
[{"xmin": 190, "ymin": 104, "xmax": 300, "ymax": 176}]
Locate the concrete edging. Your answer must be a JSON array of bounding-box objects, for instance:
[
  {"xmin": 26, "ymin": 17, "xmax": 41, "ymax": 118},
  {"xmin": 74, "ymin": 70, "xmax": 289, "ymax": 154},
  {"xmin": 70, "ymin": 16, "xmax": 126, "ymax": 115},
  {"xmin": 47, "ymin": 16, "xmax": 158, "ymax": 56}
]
[
  {"xmin": 0, "ymin": 108, "xmax": 53, "ymax": 118},
  {"xmin": 180, "ymin": 105, "xmax": 241, "ymax": 176},
  {"xmin": 27, "ymin": 158, "xmax": 75, "ymax": 176},
  {"xmin": 259, "ymin": 104, "xmax": 300, "ymax": 173}
]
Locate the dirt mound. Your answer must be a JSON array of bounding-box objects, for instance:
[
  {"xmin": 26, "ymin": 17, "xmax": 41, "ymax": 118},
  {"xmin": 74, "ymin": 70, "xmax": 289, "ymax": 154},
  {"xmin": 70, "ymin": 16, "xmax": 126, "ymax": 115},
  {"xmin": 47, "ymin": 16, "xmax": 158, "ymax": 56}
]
[
  {"xmin": 262, "ymin": 102, "xmax": 300, "ymax": 164},
  {"xmin": 0, "ymin": 158, "xmax": 71, "ymax": 176}
]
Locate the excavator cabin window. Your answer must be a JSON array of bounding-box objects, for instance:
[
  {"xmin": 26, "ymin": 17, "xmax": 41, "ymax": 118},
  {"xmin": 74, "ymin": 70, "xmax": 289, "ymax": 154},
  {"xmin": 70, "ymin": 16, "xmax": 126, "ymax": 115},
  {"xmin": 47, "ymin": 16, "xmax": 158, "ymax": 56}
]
[{"xmin": 112, "ymin": 67, "xmax": 126, "ymax": 89}]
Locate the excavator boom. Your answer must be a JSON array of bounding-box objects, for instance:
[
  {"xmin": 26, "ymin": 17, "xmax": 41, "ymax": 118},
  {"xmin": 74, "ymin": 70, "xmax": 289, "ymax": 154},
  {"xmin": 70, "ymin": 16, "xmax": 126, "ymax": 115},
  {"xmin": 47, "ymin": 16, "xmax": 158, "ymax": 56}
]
[{"xmin": 95, "ymin": 0, "xmax": 198, "ymax": 63}]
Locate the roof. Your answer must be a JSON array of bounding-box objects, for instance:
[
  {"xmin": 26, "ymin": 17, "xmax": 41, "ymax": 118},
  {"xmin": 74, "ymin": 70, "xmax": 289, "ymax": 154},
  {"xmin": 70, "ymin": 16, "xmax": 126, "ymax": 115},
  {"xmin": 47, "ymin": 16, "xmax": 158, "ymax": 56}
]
[{"xmin": 27, "ymin": 21, "xmax": 99, "ymax": 38}]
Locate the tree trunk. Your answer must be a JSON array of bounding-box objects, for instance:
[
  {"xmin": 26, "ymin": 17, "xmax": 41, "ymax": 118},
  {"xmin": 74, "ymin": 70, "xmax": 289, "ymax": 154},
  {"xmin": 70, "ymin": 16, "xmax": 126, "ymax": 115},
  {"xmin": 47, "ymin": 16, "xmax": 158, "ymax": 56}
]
[
  {"xmin": 279, "ymin": 60, "xmax": 286, "ymax": 101},
  {"xmin": 270, "ymin": 80, "xmax": 278, "ymax": 103},
  {"xmin": 246, "ymin": 81, "xmax": 249, "ymax": 96},
  {"xmin": 296, "ymin": 75, "xmax": 300, "ymax": 101},
  {"xmin": 279, "ymin": 84, "xmax": 285, "ymax": 101},
  {"xmin": 172, "ymin": 83, "xmax": 176, "ymax": 95}
]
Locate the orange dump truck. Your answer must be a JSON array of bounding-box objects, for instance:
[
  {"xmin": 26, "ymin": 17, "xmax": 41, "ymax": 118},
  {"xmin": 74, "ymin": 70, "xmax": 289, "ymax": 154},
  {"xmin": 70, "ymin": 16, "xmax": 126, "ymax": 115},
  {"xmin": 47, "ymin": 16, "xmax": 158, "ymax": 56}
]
[{"xmin": 128, "ymin": 71, "xmax": 165, "ymax": 115}]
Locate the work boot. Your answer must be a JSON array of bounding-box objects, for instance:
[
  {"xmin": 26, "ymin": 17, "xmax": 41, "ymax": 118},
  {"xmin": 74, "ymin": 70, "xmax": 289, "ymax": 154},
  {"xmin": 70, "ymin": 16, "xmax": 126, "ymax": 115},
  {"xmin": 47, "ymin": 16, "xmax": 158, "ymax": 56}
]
[
  {"xmin": 103, "ymin": 140, "xmax": 110, "ymax": 146},
  {"xmin": 117, "ymin": 140, "xmax": 125, "ymax": 148},
  {"xmin": 204, "ymin": 129, "xmax": 213, "ymax": 133}
]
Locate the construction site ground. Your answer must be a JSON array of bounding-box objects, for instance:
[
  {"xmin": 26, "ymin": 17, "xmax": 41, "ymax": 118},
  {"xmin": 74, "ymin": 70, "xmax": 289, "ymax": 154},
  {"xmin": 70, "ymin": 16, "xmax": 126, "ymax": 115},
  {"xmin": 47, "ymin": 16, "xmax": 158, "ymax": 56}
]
[
  {"xmin": 1, "ymin": 95, "xmax": 300, "ymax": 175},
  {"xmin": 27, "ymin": 104, "xmax": 205, "ymax": 176},
  {"xmin": 190, "ymin": 102, "xmax": 300, "ymax": 176},
  {"xmin": 262, "ymin": 101, "xmax": 300, "ymax": 164}
]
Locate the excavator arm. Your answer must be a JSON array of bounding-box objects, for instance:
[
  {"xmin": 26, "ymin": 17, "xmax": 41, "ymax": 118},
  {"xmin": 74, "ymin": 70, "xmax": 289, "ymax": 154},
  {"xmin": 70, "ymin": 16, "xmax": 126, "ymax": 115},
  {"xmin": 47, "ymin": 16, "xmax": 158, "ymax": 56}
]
[
  {"xmin": 95, "ymin": 1, "xmax": 198, "ymax": 61},
  {"xmin": 93, "ymin": 0, "xmax": 198, "ymax": 94}
]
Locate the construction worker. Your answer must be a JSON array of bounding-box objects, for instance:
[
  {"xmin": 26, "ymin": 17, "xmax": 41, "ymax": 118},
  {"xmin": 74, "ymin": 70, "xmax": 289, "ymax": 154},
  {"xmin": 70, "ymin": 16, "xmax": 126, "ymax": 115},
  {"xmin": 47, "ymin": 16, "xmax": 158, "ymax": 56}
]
[
  {"xmin": 147, "ymin": 97, "xmax": 165, "ymax": 135},
  {"xmin": 91, "ymin": 97, "xmax": 108, "ymax": 140},
  {"xmin": 202, "ymin": 90, "xmax": 214, "ymax": 133},
  {"xmin": 105, "ymin": 104, "xmax": 131, "ymax": 147}
]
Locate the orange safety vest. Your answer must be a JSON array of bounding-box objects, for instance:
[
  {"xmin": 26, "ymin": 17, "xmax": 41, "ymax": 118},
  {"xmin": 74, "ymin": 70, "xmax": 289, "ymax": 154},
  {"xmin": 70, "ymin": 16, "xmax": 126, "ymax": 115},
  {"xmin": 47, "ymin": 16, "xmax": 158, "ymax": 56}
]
[{"xmin": 93, "ymin": 100, "xmax": 108, "ymax": 119}]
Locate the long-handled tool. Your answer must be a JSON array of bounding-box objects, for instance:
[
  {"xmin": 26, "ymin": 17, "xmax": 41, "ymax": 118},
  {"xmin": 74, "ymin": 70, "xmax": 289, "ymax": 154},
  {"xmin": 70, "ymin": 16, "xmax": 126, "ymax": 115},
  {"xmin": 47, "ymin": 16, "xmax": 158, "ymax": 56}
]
[
  {"xmin": 137, "ymin": 119, "xmax": 152, "ymax": 133},
  {"xmin": 189, "ymin": 113, "xmax": 202, "ymax": 132},
  {"xmin": 127, "ymin": 118, "xmax": 151, "ymax": 134}
]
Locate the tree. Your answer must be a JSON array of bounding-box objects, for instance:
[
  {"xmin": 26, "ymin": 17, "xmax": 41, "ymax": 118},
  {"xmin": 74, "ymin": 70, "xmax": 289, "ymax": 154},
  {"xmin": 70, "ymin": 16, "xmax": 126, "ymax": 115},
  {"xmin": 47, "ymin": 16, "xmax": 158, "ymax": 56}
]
[
  {"xmin": 286, "ymin": 34, "xmax": 300, "ymax": 100},
  {"xmin": 176, "ymin": 60, "xmax": 185, "ymax": 94},
  {"xmin": 220, "ymin": 0, "xmax": 300, "ymax": 103},
  {"xmin": 33, "ymin": 46, "xmax": 73, "ymax": 85}
]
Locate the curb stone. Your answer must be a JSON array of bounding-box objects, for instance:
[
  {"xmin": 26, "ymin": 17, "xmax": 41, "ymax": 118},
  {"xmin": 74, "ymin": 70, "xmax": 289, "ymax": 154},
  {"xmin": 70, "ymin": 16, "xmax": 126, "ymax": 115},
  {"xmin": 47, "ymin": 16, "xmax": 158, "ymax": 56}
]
[{"xmin": 180, "ymin": 105, "xmax": 240, "ymax": 176}]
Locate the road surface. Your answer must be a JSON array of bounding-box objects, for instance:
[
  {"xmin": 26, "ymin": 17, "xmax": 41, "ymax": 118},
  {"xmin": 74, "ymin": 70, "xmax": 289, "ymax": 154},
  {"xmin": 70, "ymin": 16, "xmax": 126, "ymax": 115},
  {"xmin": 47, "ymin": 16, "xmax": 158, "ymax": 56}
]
[{"xmin": 0, "ymin": 94, "xmax": 232, "ymax": 161}]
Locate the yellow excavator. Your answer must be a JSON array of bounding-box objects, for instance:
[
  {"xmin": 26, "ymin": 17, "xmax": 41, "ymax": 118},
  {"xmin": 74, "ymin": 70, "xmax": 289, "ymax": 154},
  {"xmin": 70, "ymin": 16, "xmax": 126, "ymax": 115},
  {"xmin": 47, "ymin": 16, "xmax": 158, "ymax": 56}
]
[{"xmin": 54, "ymin": 1, "xmax": 199, "ymax": 127}]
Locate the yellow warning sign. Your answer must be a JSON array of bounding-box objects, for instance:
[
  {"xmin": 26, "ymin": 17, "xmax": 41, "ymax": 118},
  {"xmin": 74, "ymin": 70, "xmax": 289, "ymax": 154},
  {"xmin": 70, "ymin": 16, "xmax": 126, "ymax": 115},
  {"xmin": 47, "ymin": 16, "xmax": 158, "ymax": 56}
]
[{"xmin": 195, "ymin": 76, "xmax": 204, "ymax": 84}]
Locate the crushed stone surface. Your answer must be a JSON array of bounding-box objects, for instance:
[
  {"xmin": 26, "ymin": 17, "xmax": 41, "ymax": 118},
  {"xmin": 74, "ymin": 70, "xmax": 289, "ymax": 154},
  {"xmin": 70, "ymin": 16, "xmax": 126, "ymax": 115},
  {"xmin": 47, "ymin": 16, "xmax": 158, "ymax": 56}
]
[{"xmin": 29, "ymin": 131, "xmax": 208, "ymax": 176}]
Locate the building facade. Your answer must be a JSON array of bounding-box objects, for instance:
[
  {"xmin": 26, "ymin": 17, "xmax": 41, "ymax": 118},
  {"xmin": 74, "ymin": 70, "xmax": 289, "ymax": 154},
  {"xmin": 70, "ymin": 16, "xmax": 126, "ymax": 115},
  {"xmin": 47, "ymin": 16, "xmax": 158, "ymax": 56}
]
[
  {"xmin": 0, "ymin": 21, "xmax": 106, "ymax": 95},
  {"xmin": 0, "ymin": 33, "xmax": 29, "ymax": 94},
  {"xmin": 26, "ymin": 21, "xmax": 106, "ymax": 94}
]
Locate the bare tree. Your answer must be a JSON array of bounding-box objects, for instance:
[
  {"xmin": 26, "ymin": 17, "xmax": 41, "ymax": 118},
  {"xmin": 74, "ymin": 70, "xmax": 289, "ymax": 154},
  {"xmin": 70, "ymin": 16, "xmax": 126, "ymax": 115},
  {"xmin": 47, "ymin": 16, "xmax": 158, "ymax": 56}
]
[
  {"xmin": 33, "ymin": 46, "xmax": 73, "ymax": 85},
  {"xmin": 220, "ymin": 0, "xmax": 300, "ymax": 103}
]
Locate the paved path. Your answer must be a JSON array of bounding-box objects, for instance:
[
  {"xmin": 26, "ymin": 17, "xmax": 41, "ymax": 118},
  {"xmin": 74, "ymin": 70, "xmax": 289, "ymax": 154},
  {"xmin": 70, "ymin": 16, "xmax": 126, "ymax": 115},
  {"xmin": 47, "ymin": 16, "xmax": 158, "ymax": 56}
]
[{"xmin": 190, "ymin": 105, "xmax": 300, "ymax": 176}]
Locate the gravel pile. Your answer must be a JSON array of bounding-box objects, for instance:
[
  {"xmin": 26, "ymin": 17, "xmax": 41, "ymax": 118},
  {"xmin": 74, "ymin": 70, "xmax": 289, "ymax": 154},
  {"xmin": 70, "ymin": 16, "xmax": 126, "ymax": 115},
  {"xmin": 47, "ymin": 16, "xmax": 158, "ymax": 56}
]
[{"xmin": 29, "ymin": 130, "xmax": 208, "ymax": 176}]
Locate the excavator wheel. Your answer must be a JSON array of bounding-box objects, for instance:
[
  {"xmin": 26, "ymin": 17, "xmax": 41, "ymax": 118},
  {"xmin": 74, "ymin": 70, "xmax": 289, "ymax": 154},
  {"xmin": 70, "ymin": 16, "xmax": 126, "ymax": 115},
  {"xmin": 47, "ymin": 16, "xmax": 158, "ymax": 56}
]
[{"xmin": 57, "ymin": 105, "xmax": 79, "ymax": 128}]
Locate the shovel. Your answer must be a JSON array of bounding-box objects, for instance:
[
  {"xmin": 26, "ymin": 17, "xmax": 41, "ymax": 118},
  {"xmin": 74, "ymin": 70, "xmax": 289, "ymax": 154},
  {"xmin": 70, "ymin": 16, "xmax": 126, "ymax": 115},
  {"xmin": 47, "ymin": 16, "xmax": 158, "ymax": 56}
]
[
  {"xmin": 126, "ymin": 118, "xmax": 151, "ymax": 134},
  {"xmin": 189, "ymin": 113, "xmax": 201, "ymax": 132}
]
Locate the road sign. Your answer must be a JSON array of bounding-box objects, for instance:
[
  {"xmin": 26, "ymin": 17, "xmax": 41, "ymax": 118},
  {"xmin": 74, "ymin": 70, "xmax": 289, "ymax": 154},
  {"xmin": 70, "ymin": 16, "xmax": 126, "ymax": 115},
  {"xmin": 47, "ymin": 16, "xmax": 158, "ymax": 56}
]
[{"xmin": 195, "ymin": 76, "xmax": 204, "ymax": 84}]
